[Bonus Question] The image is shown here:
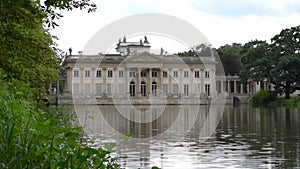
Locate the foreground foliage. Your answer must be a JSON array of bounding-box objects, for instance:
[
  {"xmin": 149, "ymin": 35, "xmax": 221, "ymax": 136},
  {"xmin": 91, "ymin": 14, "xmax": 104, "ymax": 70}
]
[{"xmin": 0, "ymin": 74, "xmax": 119, "ymax": 168}]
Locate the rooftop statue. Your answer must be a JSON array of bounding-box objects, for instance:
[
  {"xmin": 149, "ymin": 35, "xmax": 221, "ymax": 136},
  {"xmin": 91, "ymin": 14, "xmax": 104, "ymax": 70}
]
[{"xmin": 144, "ymin": 36, "xmax": 148, "ymax": 43}]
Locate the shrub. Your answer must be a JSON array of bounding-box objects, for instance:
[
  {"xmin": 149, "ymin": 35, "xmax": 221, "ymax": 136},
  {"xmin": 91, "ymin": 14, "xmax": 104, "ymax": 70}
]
[
  {"xmin": 250, "ymin": 90, "xmax": 277, "ymax": 106},
  {"xmin": 0, "ymin": 77, "xmax": 120, "ymax": 168}
]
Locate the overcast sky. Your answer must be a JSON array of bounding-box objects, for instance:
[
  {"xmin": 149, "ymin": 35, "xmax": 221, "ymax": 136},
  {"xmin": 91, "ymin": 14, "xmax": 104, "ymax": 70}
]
[{"xmin": 51, "ymin": 0, "xmax": 300, "ymax": 54}]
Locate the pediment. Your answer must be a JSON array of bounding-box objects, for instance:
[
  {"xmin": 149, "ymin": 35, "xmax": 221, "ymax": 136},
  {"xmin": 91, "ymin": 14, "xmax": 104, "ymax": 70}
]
[{"xmin": 124, "ymin": 52, "xmax": 163, "ymax": 63}]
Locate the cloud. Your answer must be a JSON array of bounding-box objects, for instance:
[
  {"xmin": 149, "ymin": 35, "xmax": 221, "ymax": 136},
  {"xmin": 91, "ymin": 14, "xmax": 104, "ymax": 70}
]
[
  {"xmin": 190, "ymin": 0, "xmax": 300, "ymax": 17},
  {"xmin": 51, "ymin": 0, "xmax": 300, "ymax": 54}
]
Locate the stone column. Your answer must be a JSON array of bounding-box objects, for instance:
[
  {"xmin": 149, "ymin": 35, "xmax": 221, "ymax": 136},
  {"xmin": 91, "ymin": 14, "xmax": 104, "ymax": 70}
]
[
  {"xmin": 234, "ymin": 80, "xmax": 237, "ymax": 94},
  {"xmin": 221, "ymin": 80, "xmax": 225, "ymax": 93},
  {"xmin": 80, "ymin": 68, "xmax": 84, "ymax": 94},
  {"xmin": 113, "ymin": 68, "xmax": 117, "ymax": 97},
  {"xmin": 91, "ymin": 68, "xmax": 95, "ymax": 96},
  {"xmin": 240, "ymin": 83, "xmax": 244, "ymax": 94},
  {"xmin": 148, "ymin": 68, "xmax": 152, "ymax": 96},
  {"xmin": 227, "ymin": 80, "xmax": 230, "ymax": 93},
  {"xmin": 136, "ymin": 68, "xmax": 141, "ymax": 97},
  {"xmin": 66, "ymin": 68, "xmax": 72, "ymax": 93},
  {"xmin": 211, "ymin": 70, "xmax": 216, "ymax": 96},
  {"xmin": 168, "ymin": 68, "xmax": 172, "ymax": 97},
  {"xmin": 190, "ymin": 68, "xmax": 194, "ymax": 97},
  {"xmin": 125, "ymin": 68, "xmax": 129, "ymax": 98},
  {"xmin": 247, "ymin": 83, "xmax": 250, "ymax": 94},
  {"xmin": 102, "ymin": 68, "xmax": 107, "ymax": 96},
  {"xmin": 200, "ymin": 68, "xmax": 205, "ymax": 96},
  {"xmin": 179, "ymin": 68, "xmax": 183, "ymax": 96},
  {"xmin": 159, "ymin": 69, "xmax": 163, "ymax": 91}
]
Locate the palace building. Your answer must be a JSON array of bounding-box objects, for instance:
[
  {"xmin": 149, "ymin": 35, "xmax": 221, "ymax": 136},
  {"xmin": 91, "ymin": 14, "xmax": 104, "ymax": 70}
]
[{"xmin": 63, "ymin": 36, "xmax": 219, "ymax": 104}]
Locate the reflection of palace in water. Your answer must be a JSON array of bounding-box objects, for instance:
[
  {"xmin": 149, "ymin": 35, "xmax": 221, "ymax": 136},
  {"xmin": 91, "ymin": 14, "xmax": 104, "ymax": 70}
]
[
  {"xmin": 70, "ymin": 105, "xmax": 300, "ymax": 168},
  {"xmin": 74, "ymin": 104, "xmax": 218, "ymax": 139},
  {"xmin": 72, "ymin": 104, "xmax": 220, "ymax": 168}
]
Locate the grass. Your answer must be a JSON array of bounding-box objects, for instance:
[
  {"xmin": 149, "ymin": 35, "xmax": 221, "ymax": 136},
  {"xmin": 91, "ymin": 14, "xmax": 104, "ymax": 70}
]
[{"xmin": 268, "ymin": 96, "xmax": 300, "ymax": 107}]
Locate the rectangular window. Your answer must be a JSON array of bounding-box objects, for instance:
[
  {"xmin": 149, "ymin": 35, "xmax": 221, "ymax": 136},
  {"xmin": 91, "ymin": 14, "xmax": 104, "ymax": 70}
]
[
  {"xmin": 194, "ymin": 83, "xmax": 200, "ymax": 96},
  {"xmin": 73, "ymin": 70, "xmax": 79, "ymax": 77},
  {"xmin": 173, "ymin": 71, "xmax": 178, "ymax": 78},
  {"xmin": 73, "ymin": 83, "xmax": 79, "ymax": 95},
  {"xmin": 107, "ymin": 70, "xmax": 113, "ymax": 77},
  {"xmin": 84, "ymin": 83, "xmax": 91, "ymax": 96},
  {"xmin": 205, "ymin": 84, "xmax": 210, "ymax": 96},
  {"xmin": 195, "ymin": 71, "xmax": 200, "ymax": 78},
  {"xmin": 119, "ymin": 70, "xmax": 124, "ymax": 77},
  {"xmin": 85, "ymin": 70, "xmax": 90, "ymax": 77},
  {"xmin": 107, "ymin": 83, "xmax": 113, "ymax": 97},
  {"xmin": 205, "ymin": 70, "xmax": 210, "ymax": 78},
  {"xmin": 96, "ymin": 69, "xmax": 102, "ymax": 77},
  {"xmin": 184, "ymin": 71, "xmax": 189, "ymax": 78},
  {"xmin": 152, "ymin": 71, "xmax": 157, "ymax": 77},
  {"xmin": 95, "ymin": 83, "xmax": 102, "ymax": 97},
  {"xmin": 130, "ymin": 71, "xmax": 136, "ymax": 77},
  {"xmin": 163, "ymin": 84, "xmax": 168, "ymax": 95},
  {"xmin": 163, "ymin": 71, "xmax": 168, "ymax": 78},
  {"xmin": 141, "ymin": 71, "xmax": 147, "ymax": 77},
  {"xmin": 173, "ymin": 84, "xmax": 179, "ymax": 96},
  {"xmin": 118, "ymin": 83, "xmax": 125, "ymax": 97},
  {"xmin": 184, "ymin": 84, "xmax": 189, "ymax": 97}
]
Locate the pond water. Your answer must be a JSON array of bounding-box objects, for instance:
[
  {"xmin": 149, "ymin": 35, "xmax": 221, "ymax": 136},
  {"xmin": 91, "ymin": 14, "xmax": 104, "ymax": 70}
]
[{"xmin": 69, "ymin": 105, "xmax": 300, "ymax": 168}]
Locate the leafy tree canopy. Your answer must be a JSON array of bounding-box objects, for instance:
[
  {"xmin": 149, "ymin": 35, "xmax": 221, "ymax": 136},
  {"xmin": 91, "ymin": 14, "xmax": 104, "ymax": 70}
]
[
  {"xmin": 217, "ymin": 43, "xmax": 242, "ymax": 76},
  {"xmin": 269, "ymin": 25, "xmax": 300, "ymax": 98},
  {"xmin": 0, "ymin": 0, "xmax": 96, "ymax": 94},
  {"xmin": 240, "ymin": 40, "xmax": 270, "ymax": 84},
  {"xmin": 240, "ymin": 26, "xmax": 300, "ymax": 98}
]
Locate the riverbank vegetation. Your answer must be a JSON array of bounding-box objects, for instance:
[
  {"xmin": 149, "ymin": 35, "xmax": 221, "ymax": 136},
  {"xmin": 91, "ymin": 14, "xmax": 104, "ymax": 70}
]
[
  {"xmin": 0, "ymin": 70, "xmax": 120, "ymax": 168},
  {"xmin": 268, "ymin": 96, "xmax": 300, "ymax": 107},
  {"xmin": 220, "ymin": 26, "xmax": 300, "ymax": 99},
  {"xmin": 250, "ymin": 90, "xmax": 277, "ymax": 106},
  {"xmin": 221, "ymin": 26, "xmax": 300, "ymax": 106},
  {"xmin": 0, "ymin": 0, "xmax": 122, "ymax": 168},
  {"xmin": 250, "ymin": 90, "xmax": 300, "ymax": 107}
]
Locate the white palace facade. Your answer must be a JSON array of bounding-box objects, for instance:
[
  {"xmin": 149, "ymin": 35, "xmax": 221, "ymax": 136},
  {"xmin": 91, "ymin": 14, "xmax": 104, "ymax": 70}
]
[{"xmin": 63, "ymin": 36, "xmax": 220, "ymax": 104}]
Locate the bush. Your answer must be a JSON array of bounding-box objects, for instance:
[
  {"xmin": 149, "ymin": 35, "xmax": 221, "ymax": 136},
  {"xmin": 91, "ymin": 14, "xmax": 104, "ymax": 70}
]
[
  {"xmin": 250, "ymin": 90, "xmax": 277, "ymax": 106},
  {"xmin": 0, "ymin": 77, "xmax": 120, "ymax": 168}
]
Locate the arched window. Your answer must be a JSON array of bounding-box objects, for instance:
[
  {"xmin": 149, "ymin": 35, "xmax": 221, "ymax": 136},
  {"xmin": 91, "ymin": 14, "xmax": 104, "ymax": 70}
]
[
  {"xmin": 152, "ymin": 81, "xmax": 157, "ymax": 96},
  {"xmin": 141, "ymin": 81, "xmax": 147, "ymax": 97},
  {"xmin": 129, "ymin": 81, "xmax": 135, "ymax": 97}
]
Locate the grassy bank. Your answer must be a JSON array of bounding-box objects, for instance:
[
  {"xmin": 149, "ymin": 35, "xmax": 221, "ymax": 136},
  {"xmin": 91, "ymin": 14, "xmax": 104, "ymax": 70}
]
[
  {"xmin": 250, "ymin": 90, "xmax": 300, "ymax": 107},
  {"xmin": 268, "ymin": 96, "xmax": 300, "ymax": 107}
]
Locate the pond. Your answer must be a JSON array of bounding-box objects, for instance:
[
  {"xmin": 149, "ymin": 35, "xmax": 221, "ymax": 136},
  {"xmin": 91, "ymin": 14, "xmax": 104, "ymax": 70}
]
[{"xmin": 69, "ymin": 105, "xmax": 300, "ymax": 168}]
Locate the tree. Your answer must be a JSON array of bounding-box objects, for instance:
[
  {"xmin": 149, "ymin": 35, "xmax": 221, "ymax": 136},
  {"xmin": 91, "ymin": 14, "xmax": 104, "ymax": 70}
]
[
  {"xmin": 240, "ymin": 26, "xmax": 300, "ymax": 99},
  {"xmin": 0, "ymin": 0, "xmax": 96, "ymax": 93},
  {"xmin": 269, "ymin": 26, "xmax": 300, "ymax": 98},
  {"xmin": 218, "ymin": 43, "xmax": 242, "ymax": 76},
  {"xmin": 240, "ymin": 40, "xmax": 271, "ymax": 85},
  {"xmin": 41, "ymin": 0, "xmax": 97, "ymax": 28}
]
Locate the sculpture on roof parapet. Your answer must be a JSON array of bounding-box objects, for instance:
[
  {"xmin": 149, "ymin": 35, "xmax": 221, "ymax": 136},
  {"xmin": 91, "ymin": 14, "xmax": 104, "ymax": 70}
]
[
  {"xmin": 160, "ymin": 47, "xmax": 164, "ymax": 55},
  {"xmin": 123, "ymin": 36, "xmax": 126, "ymax": 43},
  {"xmin": 144, "ymin": 36, "xmax": 148, "ymax": 43},
  {"xmin": 69, "ymin": 47, "xmax": 72, "ymax": 55}
]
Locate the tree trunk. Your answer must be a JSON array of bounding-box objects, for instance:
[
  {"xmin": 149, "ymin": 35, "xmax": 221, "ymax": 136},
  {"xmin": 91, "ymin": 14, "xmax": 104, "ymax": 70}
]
[{"xmin": 285, "ymin": 82, "xmax": 291, "ymax": 99}]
